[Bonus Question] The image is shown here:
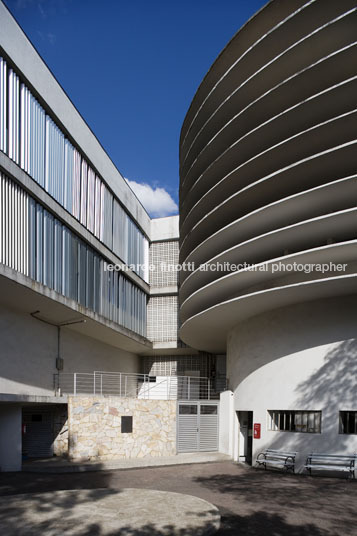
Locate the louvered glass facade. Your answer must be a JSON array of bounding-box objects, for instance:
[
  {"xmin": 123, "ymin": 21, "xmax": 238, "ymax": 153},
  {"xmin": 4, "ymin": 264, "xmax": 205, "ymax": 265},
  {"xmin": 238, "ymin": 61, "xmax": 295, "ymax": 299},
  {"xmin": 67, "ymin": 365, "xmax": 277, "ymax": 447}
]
[
  {"xmin": 0, "ymin": 171, "xmax": 147, "ymax": 336},
  {"xmin": 0, "ymin": 53, "xmax": 150, "ymax": 338},
  {"xmin": 0, "ymin": 56, "xmax": 149, "ymax": 282}
]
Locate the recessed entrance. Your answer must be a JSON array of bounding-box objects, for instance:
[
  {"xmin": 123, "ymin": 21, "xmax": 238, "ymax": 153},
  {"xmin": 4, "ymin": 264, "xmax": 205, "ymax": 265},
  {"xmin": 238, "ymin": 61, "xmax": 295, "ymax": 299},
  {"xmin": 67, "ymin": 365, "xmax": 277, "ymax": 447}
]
[
  {"xmin": 237, "ymin": 411, "xmax": 253, "ymax": 465},
  {"xmin": 22, "ymin": 405, "xmax": 68, "ymax": 460}
]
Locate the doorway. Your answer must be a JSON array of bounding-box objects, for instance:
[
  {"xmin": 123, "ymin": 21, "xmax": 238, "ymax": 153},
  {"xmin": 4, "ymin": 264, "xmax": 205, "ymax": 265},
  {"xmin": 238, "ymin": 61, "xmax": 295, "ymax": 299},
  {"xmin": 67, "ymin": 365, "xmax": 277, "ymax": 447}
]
[
  {"xmin": 237, "ymin": 411, "xmax": 253, "ymax": 465},
  {"xmin": 22, "ymin": 407, "xmax": 54, "ymax": 458},
  {"xmin": 177, "ymin": 401, "xmax": 219, "ymax": 452}
]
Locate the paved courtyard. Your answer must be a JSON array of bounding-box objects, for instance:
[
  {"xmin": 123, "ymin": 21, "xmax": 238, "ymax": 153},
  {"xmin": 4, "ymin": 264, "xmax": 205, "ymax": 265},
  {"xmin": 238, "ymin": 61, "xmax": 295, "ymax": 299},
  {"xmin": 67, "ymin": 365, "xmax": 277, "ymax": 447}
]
[{"xmin": 0, "ymin": 461, "xmax": 356, "ymax": 535}]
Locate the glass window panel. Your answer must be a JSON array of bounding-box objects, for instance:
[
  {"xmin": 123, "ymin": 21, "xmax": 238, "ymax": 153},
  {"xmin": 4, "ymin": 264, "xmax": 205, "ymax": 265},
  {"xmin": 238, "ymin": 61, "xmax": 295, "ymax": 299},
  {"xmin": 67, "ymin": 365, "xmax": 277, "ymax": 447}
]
[
  {"xmin": 179, "ymin": 405, "xmax": 197, "ymax": 415},
  {"xmin": 200, "ymin": 405, "xmax": 217, "ymax": 415}
]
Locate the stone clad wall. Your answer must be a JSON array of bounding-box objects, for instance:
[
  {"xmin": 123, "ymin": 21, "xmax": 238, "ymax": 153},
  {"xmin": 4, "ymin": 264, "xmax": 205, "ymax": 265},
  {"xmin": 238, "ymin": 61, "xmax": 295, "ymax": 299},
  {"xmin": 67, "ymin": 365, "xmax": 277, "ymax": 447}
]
[
  {"xmin": 53, "ymin": 406, "xmax": 68, "ymax": 457},
  {"xmin": 68, "ymin": 396, "xmax": 177, "ymax": 461}
]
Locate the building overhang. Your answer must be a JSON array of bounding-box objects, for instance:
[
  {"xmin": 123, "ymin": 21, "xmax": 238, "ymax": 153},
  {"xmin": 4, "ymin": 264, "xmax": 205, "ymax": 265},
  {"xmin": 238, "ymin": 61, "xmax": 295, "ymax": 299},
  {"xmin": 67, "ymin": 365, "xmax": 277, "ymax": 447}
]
[
  {"xmin": 0, "ymin": 265, "xmax": 153, "ymax": 355},
  {"xmin": 180, "ymin": 275, "xmax": 357, "ymax": 353}
]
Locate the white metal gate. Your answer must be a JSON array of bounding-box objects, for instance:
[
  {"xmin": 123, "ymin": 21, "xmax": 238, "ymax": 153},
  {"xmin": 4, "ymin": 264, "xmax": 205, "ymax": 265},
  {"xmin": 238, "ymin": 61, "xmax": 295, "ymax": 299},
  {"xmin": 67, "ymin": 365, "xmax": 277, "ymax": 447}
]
[{"xmin": 177, "ymin": 401, "xmax": 219, "ymax": 453}]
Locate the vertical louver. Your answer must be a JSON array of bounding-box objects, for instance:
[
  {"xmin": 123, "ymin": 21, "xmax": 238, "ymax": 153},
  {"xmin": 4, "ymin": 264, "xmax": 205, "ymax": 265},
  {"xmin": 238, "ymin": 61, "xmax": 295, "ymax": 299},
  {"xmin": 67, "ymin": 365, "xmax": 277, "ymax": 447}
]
[
  {"xmin": 0, "ymin": 172, "xmax": 147, "ymax": 337},
  {"xmin": 0, "ymin": 56, "xmax": 149, "ymax": 282}
]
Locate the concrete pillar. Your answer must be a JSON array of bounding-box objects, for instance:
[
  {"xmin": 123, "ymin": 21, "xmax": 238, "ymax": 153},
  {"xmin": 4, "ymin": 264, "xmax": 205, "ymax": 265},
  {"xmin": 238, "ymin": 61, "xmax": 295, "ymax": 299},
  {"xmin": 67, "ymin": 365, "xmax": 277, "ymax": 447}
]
[
  {"xmin": 0, "ymin": 405, "xmax": 22, "ymax": 471},
  {"xmin": 219, "ymin": 390, "xmax": 234, "ymax": 456}
]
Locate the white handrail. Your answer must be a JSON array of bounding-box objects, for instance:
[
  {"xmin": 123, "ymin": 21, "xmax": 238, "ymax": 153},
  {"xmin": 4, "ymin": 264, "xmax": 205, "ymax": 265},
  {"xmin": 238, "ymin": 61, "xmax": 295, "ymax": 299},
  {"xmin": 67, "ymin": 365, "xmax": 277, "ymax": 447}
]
[{"xmin": 54, "ymin": 371, "xmax": 227, "ymax": 400}]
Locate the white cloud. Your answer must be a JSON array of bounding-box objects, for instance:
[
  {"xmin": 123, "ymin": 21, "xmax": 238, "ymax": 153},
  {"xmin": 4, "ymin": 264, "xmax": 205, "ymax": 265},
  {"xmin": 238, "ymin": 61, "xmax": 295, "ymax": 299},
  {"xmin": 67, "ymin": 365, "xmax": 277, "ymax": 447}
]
[{"xmin": 126, "ymin": 179, "xmax": 178, "ymax": 218}]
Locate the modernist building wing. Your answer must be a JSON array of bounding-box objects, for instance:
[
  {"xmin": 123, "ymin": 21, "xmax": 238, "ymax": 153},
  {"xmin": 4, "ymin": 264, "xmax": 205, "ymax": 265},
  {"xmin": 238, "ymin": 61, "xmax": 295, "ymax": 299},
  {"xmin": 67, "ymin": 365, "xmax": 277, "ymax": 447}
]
[
  {"xmin": 0, "ymin": 1, "xmax": 225, "ymax": 471},
  {"xmin": 179, "ymin": 0, "xmax": 357, "ymax": 466}
]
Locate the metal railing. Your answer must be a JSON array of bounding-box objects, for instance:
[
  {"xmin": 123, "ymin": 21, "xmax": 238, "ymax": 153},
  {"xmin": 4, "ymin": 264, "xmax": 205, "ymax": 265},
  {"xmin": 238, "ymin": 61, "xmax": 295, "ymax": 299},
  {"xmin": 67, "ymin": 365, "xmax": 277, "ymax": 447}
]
[{"xmin": 54, "ymin": 371, "xmax": 227, "ymax": 400}]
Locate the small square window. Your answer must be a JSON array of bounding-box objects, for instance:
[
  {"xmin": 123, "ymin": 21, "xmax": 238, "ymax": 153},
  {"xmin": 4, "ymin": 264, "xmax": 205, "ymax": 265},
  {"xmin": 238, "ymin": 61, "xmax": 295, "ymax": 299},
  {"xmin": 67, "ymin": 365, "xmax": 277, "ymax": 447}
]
[{"xmin": 121, "ymin": 416, "xmax": 133, "ymax": 433}]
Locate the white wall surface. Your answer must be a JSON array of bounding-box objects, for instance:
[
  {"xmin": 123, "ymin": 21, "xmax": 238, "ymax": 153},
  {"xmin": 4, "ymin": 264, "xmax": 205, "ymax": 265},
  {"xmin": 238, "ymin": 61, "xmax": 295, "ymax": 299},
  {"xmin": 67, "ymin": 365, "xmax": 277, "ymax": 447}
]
[
  {"xmin": 219, "ymin": 390, "xmax": 234, "ymax": 455},
  {"xmin": 226, "ymin": 295, "xmax": 357, "ymax": 471},
  {"xmin": 0, "ymin": 405, "xmax": 22, "ymax": 471},
  {"xmin": 0, "ymin": 303, "xmax": 140, "ymax": 396},
  {"xmin": 150, "ymin": 216, "xmax": 179, "ymax": 241}
]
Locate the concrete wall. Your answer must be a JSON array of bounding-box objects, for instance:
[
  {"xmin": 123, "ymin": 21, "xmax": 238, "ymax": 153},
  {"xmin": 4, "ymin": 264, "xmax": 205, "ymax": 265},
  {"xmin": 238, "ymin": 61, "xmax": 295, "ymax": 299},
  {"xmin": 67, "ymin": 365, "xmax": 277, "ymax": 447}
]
[
  {"xmin": 0, "ymin": 303, "xmax": 140, "ymax": 396},
  {"xmin": 219, "ymin": 390, "xmax": 234, "ymax": 455},
  {"xmin": 150, "ymin": 216, "xmax": 179, "ymax": 242},
  {"xmin": 226, "ymin": 295, "xmax": 357, "ymax": 471},
  {"xmin": 60, "ymin": 329, "xmax": 139, "ymax": 375},
  {"xmin": 68, "ymin": 396, "xmax": 176, "ymax": 461},
  {"xmin": 0, "ymin": 405, "xmax": 22, "ymax": 471}
]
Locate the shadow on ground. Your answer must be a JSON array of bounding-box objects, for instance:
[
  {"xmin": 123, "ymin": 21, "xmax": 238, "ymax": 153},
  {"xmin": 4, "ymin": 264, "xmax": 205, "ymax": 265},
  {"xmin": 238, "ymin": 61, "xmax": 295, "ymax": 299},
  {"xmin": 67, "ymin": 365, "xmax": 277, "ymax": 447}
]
[
  {"xmin": 1, "ymin": 461, "xmax": 356, "ymax": 535},
  {"xmin": 218, "ymin": 509, "xmax": 333, "ymax": 536},
  {"xmin": 195, "ymin": 467, "xmax": 357, "ymax": 536},
  {"xmin": 0, "ymin": 487, "xmax": 220, "ymax": 536}
]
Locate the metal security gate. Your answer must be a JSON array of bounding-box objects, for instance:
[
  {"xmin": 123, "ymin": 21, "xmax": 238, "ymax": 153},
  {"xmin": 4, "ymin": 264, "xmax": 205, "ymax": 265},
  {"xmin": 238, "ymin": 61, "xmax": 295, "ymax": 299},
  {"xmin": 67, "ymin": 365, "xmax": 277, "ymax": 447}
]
[
  {"xmin": 177, "ymin": 401, "xmax": 219, "ymax": 453},
  {"xmin": 22, "ymin": 407, "xmax": 54, "ymax": 458}
]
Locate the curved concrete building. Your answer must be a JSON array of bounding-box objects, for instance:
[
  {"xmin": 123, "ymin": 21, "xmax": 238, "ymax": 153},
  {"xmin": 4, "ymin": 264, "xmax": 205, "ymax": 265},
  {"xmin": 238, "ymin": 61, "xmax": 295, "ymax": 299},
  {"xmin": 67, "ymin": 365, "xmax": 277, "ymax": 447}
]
[{"xmin": 179, "ymin": 0, "xmax": 357, "ymax": 467}]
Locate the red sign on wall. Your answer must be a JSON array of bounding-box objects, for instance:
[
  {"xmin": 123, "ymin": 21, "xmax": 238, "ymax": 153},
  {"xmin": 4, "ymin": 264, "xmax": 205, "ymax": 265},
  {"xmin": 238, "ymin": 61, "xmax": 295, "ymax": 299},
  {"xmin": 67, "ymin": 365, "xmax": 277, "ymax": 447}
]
[{"xmin": 253, "ymin": 423, "xmax": 261, "ymax": 439}]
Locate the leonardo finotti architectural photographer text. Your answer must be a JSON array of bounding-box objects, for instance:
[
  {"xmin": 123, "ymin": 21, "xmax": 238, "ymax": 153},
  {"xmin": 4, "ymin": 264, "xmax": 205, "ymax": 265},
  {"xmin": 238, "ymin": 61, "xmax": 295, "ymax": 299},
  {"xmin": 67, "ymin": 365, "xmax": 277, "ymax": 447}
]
[{"xmin": 105, "ymin": 261, "xmax": 349, "ymax": 274}]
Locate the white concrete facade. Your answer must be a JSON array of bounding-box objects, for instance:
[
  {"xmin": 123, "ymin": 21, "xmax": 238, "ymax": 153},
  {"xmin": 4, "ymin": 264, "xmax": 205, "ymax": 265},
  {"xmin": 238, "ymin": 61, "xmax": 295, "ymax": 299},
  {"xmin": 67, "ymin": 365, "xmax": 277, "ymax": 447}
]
[
  {"xmin": 0, "ymin": 302, "xmax": 140, "ymax": 397},
  {"xmin": 226, "ymin": 296, "xmax": 357, "ymax": 469}
]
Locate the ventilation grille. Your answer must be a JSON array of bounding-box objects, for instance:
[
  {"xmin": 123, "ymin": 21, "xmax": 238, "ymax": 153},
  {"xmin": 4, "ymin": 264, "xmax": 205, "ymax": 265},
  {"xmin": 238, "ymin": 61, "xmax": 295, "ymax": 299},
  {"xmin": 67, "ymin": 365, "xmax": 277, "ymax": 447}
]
[
  {"xmin": 149, "ymin": 241, "xmax": 179, "ymax": 287},
  {"xmin": 147, "ymin": 295, "xmax": 178, "ymax": 342}
]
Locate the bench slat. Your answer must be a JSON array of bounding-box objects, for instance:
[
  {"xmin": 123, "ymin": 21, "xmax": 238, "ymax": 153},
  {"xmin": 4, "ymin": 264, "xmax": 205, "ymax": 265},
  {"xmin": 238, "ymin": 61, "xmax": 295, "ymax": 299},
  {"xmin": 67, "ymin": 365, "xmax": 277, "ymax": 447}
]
[
  {"xmin": 306, "ymin": 464, "xmax": 352, "ymax": 471},
  {"xmin": 266, "ymin": 450, "xmax": 296, "ymax": 455},
  {"xmin": 305, "ymin": 453, "xmax": 356, "ymax": 479},
  {"xmin": 259, "ymin": 460, "xmax": 293, "ymax": 466}
]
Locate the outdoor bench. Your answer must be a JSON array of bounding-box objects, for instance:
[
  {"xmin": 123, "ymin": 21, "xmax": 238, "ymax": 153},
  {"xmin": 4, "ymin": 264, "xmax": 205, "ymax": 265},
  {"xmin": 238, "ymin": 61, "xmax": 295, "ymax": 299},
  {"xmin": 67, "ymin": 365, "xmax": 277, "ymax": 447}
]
[
  {"xmin": 256, "ymin": 449, "xmax": 296, "ymax": 472},
  {"xmin": 305, "ymin": 453, "xmax": 357, "ymax": 479}
]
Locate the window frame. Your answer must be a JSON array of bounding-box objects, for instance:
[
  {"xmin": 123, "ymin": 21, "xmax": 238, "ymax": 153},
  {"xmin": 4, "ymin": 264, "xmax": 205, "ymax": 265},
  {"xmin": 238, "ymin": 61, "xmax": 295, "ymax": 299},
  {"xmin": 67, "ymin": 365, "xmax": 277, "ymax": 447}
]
[{"xmin": 268, "ymin": 410, "xmax": 321, "ymax": 433}]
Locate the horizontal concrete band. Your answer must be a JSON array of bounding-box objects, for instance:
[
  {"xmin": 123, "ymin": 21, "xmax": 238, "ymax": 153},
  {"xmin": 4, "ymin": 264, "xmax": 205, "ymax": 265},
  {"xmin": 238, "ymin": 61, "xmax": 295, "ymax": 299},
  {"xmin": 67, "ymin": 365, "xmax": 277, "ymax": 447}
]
[
  {"xmin": 180, "ymin": 98, "xmax": 357, "ymax": 232},
  {"xmin": 178, "ymin": 1, "xmax": 357, "ymax": 350},
  {"xmin": 180, "ymin": 242, "xmax": 357, "ymax": 322},
  {"xmin": 179, "ymin": 174, "xmax": 356, "ymax": 291},
  {"xmin": 180, "ymin": 275, "xmax": 357, "ymax": 353},
  {"xmin": 0, "ymin": 393, "xmax": 67, "ymax": 404},
  {"xmin": 180, "ymin": 1, "xmax": 357, "ymax": 171}
]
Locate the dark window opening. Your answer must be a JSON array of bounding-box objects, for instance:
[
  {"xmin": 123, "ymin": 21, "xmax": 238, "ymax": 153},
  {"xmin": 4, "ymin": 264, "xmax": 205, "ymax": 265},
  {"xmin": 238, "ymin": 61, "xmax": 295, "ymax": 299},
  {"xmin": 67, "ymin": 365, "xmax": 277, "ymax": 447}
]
[
  {"xmin": 121, "ymin": 416, "xmax": 133, "ymax": 433},
  {"xmin": 340, "ymin": 411, "xmax": 357, "ymax": 434}
]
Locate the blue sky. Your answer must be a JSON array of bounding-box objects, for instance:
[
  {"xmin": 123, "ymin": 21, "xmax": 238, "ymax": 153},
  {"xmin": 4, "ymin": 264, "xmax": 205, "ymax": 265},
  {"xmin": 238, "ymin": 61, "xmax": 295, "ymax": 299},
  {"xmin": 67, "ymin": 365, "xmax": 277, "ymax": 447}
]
[{"xmin": 4, "ymin": 0, "xmax": 266, "ymax": 217}]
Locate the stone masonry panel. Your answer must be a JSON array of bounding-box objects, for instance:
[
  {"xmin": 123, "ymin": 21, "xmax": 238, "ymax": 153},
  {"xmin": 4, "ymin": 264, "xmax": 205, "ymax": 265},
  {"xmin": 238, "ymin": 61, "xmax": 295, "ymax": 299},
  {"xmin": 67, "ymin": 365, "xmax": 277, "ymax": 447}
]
[{"xmin": 68, "ymin": 396, "xmax": 176, "ymax": 461}]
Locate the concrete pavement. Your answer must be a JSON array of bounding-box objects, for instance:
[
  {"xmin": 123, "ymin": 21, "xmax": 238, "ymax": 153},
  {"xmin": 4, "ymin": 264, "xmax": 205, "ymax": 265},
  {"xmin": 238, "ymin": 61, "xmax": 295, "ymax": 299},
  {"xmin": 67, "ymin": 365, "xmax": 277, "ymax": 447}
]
[
  {"xmin": 0, "ymin": 488, "xmax": 220, "ymax": 535},
  {"xmin": 1, "ymin": 461, "xmax": 356, "ymax": 535}
]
